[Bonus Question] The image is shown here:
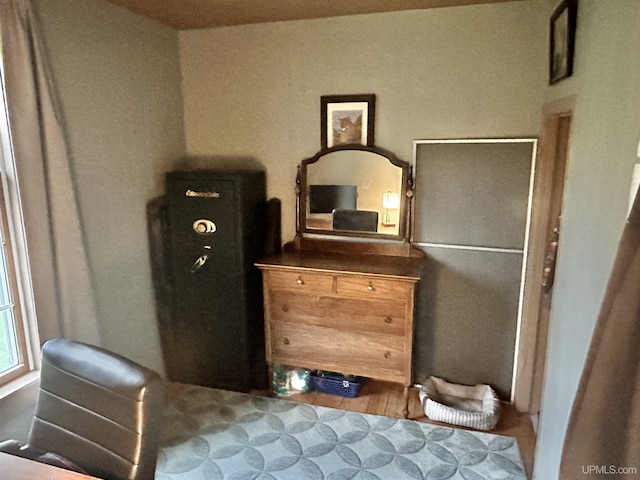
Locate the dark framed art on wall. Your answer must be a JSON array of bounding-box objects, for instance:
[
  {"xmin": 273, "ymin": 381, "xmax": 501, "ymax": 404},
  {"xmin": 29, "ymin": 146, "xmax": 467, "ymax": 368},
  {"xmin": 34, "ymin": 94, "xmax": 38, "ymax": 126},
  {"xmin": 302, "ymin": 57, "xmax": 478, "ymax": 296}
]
[
  {"xmin": 320, "ymin": 94, "xmax": 375, "ymax": 149},
  {"xmin": 549, "ymin": 0, "xmax": 578, "ymax": 85}
]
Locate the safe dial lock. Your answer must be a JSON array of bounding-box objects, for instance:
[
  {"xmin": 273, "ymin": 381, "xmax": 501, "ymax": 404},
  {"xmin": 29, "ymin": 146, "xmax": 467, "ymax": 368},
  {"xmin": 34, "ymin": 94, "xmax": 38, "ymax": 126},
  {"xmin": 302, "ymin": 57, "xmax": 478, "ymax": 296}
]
[{"xmin": 193, "ymin": 219, "xmax": 217, "ymax": 235}]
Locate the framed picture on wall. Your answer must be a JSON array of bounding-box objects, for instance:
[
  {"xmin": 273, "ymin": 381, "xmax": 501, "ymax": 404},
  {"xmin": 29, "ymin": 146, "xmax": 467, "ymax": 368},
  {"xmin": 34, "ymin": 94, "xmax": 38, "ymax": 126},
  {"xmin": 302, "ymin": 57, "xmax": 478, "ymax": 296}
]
[
  {"xmin": 549, "ymin": 0, "xmax": 578, "ymax": 85},
  {"xmin": 321, "ymin": 94, "xmax": 375, "ymax": 149}
]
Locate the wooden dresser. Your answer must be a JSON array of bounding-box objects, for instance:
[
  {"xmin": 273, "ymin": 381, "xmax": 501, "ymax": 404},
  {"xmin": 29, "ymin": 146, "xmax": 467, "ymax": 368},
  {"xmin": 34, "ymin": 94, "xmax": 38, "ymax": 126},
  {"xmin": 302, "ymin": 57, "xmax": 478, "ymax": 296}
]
[{"xmin": 256, "ymin": 251, "xmax": 423, "ymax": 418}]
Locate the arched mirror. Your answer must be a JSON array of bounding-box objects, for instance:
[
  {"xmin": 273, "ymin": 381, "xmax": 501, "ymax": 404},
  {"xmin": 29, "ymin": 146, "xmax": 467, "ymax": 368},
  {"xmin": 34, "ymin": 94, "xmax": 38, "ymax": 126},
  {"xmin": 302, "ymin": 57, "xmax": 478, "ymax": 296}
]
[{"xmin": 297, "ymin": 145, "xmax": 413, "ymax": 241}]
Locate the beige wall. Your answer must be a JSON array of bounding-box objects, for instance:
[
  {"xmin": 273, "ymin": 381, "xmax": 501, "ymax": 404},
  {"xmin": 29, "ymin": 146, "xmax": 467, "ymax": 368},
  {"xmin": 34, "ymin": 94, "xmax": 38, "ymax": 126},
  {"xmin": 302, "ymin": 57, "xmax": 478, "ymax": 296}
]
[
  {"xmin": 0, "ymin": 0, "xmax": 184, "ymax": 440},
  {"xmin": 34, "ymin": 0, "xmax": 185, "ymax": 371},
  {"xmin": 535, "ymin": 1, "xmax": 640, "ymax": 478},
  {"xmin": 8, "ymin": 1, "xmax": 638, "ymax": 477},
  {"xmin": 11, "ymin": 3, "xmax": 639, "ymax": 477},
  {"xmin": 179, "ymin": 1, "xmax": 547, "ymax": 243}
]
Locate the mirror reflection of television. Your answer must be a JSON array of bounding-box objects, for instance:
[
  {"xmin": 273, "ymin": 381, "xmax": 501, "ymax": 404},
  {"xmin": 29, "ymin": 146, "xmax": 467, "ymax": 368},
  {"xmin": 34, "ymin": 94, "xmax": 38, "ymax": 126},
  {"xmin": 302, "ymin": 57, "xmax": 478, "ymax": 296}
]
[{"xmin": 309, "ymin": 185, "xmax": 357, "ymax": 214}]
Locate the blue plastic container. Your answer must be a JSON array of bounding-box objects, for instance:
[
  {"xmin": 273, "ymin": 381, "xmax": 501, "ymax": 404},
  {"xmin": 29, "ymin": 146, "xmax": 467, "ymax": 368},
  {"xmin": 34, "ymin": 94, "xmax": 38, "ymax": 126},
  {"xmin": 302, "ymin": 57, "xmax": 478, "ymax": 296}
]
[{"xmin": 311, "ymin": 371, "xmax": 363, "ymax": 398}]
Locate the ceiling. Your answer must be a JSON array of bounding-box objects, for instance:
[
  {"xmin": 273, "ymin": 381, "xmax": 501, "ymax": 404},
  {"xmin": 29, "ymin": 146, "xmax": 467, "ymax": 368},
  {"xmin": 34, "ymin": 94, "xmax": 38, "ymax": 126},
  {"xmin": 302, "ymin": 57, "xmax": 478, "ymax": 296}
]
[{"xmin": 103, "ymin": 0, "xmax": 520, "ymax": 30}]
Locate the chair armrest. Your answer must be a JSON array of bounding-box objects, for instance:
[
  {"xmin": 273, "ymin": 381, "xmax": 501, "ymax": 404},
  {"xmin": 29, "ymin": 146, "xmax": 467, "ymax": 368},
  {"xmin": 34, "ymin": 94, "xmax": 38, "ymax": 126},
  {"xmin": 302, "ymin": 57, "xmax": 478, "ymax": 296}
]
[
  {"xmin": 0, "ymin": 439, "xmax": 24, "ymax": 456},
  {"xmin": 0, "ymin": 440, "xmax": 87, "ymax": 473}
]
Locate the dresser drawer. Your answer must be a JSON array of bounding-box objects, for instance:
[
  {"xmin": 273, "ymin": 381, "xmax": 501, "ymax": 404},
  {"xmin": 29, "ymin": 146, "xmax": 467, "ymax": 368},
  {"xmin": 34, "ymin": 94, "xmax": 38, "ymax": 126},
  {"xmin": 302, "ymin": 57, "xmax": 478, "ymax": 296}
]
[
  {"xmin": 268, "ymin": 291, "xmax": 407, "ymax": 336},
  {"xmin": 264, "ymin": 270, "xmax": 334, "ymax": 294},
  {"xmin": 258, "ymin": 253, "xmax": 422, "ymax": 417},
  {"xmin": 270, "ymin": 322, "xmax": 406, "ymax": 374},
  {"xmin": 336, "ymin": 276, "xmax": 413, "ymax": 300}
]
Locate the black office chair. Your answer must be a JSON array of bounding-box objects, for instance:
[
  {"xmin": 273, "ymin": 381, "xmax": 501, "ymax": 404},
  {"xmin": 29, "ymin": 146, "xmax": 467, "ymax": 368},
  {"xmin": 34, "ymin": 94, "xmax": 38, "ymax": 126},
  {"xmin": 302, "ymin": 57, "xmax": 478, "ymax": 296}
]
[
  {"xmin": 0, "ymin": 338, "xmax": 165, "ymax": 480},
  {"xmin": 332, "ymin": 209, "xmax": 379, "ymax": 232}
]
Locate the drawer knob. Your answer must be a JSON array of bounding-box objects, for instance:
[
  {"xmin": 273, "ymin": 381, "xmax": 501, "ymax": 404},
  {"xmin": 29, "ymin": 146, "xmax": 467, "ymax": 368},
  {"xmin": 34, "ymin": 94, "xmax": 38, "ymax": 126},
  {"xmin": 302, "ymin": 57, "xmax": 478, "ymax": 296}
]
[
  {"xmin": 283, "ymin": 337, "xmax": 290, "ymax": 345},
  {"xmin": 296, "ymin": 276, "xmax": 304, "ymax": 285},
  {"xmin": 384, "ymin": 351, "xmax": 391, "ymax": 359},
  {"xmin": 384, "ymin": 316, "xmax": 393, "ymax": 324},
  {"xmin": 367, "ymin": 282, "xmax": 374, "ymax": 291}
]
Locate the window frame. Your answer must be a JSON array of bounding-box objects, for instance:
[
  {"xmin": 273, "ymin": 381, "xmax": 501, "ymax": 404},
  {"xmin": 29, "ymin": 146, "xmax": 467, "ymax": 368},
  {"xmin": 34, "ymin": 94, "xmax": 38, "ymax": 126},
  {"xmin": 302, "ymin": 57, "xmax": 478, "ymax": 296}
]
[
  {"xmin": 0, "ymin": 177, "xmax": 31, "ymax": 385},
  {"xmin": 0, "ymin": 74, "xmax": 40, "ymax": 390}
]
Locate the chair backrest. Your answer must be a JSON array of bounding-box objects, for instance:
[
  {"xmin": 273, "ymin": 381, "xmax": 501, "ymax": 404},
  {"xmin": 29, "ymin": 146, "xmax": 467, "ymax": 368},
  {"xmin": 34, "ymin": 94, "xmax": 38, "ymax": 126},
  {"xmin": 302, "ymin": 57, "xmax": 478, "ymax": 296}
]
[
  {"xmin": 28, "ymin": 339, "xmax": 165, "ymax": 480},
  {"xmin": 332, "ymin": 209, "xmax": 379, "ymax": 232}
]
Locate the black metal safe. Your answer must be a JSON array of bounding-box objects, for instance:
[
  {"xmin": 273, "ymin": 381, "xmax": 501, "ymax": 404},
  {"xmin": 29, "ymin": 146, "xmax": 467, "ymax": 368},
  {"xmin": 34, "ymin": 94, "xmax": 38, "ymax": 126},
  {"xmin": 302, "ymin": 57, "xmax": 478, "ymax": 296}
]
[{"xmin": 152, "ymin": 169, "xmax": 268, "ymax": 392}]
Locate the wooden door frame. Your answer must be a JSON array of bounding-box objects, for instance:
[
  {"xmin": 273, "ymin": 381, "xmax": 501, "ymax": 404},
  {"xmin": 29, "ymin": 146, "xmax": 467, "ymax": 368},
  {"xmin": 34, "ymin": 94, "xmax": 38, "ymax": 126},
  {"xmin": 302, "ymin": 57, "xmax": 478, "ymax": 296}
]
[{"xmin": 513, "ymin": 96, "xmax": 575, "ymax": 413}]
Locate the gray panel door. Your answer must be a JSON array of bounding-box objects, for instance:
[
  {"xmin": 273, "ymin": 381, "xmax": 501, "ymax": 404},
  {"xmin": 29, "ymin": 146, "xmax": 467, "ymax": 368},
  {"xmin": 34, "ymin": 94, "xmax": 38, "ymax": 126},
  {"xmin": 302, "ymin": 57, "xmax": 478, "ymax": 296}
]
[{"xmin": 413, "ymin": 140, "xmax": 535, "ymax": 399}]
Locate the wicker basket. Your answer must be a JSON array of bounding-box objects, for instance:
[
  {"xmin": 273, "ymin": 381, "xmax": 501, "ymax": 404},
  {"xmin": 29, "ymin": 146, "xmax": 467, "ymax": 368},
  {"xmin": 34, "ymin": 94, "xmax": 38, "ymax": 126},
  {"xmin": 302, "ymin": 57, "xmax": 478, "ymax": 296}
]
[{"xmin": 418, "ymin": 376, "xmax": 500, "ymax": 431}]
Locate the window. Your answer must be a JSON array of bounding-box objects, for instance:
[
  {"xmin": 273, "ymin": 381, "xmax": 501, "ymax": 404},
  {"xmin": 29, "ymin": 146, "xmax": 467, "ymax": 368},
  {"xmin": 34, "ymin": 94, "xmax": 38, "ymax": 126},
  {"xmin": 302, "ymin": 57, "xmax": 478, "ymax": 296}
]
[
  {"xmin": 0, "ymin": 72, "xmax": 38, "ymax": 389},
  {"xmin": 0, "ymin": 178, "xmax": 29, "ymax": 385}
]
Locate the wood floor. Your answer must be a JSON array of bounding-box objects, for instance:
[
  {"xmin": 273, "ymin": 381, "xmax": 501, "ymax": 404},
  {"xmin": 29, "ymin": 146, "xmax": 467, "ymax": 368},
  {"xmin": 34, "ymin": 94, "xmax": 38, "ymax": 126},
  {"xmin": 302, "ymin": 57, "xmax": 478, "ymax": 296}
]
[{"xmin": 262, "ymin": 380, "xmax": 536, "ymax": 479}]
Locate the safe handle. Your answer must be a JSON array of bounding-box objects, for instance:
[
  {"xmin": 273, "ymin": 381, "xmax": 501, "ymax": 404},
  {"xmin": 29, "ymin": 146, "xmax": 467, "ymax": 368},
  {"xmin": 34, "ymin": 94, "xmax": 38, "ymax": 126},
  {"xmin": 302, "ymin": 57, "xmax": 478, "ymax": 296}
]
[{"xmin": 190, "ymin": 254, "xmax": 209, "ymax": 274}]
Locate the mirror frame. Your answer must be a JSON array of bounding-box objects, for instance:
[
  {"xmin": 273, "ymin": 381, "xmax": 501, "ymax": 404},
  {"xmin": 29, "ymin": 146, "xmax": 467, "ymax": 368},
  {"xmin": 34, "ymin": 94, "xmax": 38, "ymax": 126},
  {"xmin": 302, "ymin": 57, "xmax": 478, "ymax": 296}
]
[{"xmin": 296, "ymin": 144, "xmax": 413, "ymax": 242}]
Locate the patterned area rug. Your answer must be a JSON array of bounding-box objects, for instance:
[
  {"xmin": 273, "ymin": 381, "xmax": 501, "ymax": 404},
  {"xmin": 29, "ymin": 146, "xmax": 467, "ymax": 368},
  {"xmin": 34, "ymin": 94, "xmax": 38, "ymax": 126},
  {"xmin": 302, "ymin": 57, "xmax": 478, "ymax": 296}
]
[{"xmin": 155, "ymin": 385, "xmax": 526, "ymax": 480}]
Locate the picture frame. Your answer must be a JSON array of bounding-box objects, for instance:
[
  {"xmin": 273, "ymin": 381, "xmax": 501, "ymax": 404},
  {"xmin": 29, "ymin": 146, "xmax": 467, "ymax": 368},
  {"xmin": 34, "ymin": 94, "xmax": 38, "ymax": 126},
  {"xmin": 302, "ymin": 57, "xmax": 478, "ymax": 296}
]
[
  {"xmin": 549, "ymin": 0, "xmax": 577, "ymax": 85},
  {"xmin": 321, "ymin": 94, "xmax": 375, "ymax": 149}
]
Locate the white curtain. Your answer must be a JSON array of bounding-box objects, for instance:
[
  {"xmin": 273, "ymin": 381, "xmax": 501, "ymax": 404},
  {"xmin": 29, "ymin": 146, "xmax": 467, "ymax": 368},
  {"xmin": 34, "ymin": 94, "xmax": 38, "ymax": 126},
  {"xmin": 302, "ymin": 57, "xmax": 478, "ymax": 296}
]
[{"xmin": 0, "ymin": 0, "xmax": 100, "ymax": 345}]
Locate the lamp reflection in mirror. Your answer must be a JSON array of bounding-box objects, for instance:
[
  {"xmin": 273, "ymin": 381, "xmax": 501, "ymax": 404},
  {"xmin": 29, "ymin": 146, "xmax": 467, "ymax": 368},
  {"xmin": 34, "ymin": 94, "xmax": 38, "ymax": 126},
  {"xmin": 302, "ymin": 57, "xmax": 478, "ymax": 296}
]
[{"xmin": 382, "ymin": 191, "xmax": 399, "ymax": 226}]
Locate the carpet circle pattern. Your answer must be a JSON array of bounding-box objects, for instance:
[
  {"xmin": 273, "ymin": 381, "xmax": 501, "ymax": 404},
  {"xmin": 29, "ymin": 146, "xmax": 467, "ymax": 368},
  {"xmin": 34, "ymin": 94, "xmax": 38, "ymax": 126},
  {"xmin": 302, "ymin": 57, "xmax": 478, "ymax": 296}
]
[{"xmin": 155, "ymin": 385, "xmax": 526, "ymax": 480}]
